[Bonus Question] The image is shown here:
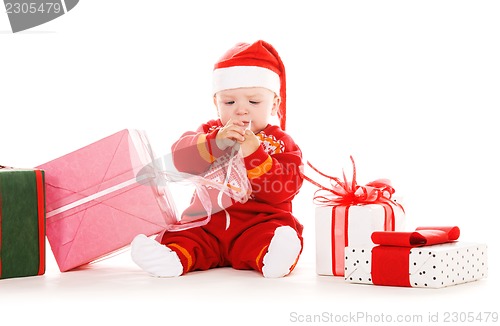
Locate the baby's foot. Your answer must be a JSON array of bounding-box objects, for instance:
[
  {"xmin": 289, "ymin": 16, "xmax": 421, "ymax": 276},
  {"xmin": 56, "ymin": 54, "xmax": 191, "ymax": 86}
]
[
  {"xmin": 262, "ymin": 226, "xmax": 302, "ymax": 278},
  {"xmin": 131, "ymin": 234, "xmax": 183, "ymax": 277}
]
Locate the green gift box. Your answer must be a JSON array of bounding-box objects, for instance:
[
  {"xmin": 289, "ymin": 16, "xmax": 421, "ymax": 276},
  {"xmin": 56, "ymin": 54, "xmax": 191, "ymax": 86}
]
[{"xmin": 0, "ymin": 166, "xmax": 45, "ymax": 279}]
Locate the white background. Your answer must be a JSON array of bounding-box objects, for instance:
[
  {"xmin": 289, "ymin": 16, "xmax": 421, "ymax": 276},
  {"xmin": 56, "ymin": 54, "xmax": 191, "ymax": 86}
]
[{"xmin": 1, "ymin": 1, "xmax": 499, "ymax": 325}]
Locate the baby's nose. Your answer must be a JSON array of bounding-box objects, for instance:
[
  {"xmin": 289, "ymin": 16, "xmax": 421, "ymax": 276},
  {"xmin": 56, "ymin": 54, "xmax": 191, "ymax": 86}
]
[{"xmin": 236, "ymin": 105, "xmax": 248, "ymax": 115}]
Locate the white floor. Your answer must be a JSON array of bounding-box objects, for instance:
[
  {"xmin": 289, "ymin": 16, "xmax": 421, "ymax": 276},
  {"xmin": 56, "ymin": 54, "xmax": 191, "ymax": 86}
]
[{"xmin": 1, "ymin": 223, "xmax": 497, "ymax": 326}]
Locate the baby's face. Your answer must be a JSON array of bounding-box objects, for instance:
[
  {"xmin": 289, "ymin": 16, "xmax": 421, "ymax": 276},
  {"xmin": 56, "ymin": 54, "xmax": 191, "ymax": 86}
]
[{"xmin": 214, "ymin": 87, "xmax": 279, "ymax": 133}]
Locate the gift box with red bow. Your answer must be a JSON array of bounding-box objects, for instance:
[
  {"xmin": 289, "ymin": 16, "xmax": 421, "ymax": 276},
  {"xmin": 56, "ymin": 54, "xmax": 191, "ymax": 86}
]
[
  {"xmin": 344, "ymin": 226, "xmax": 488, "ymax": 288},
  {"xmin": 304, "ymin": 157, "xmax": 405, "ymax": 276}
]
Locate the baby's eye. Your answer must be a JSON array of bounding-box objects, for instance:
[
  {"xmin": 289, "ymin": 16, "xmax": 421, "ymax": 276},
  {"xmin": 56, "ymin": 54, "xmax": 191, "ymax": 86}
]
[
  {"xmin": 249, "ymin": 101, "xmax": 260, "ymax": 105},
  {"xmin": 225, "ymin": 101, "xmax": 235, "ymax": 105}
]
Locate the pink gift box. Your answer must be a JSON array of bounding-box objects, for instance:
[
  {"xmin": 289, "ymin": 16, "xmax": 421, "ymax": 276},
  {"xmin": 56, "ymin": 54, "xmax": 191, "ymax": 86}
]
[{"xmin": 37, "ymin": 129, "xmax": 177, "ymax": 272}]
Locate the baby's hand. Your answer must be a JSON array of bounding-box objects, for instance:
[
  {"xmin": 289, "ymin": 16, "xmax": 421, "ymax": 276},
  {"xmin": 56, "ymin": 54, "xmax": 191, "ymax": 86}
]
[
  {"xmin": 240, "ymin": 129, "xmax": 260, "ymax": 157},
  {"xmin": 216, "ymin": 119, "xmax": 246, "ymax": 150}
]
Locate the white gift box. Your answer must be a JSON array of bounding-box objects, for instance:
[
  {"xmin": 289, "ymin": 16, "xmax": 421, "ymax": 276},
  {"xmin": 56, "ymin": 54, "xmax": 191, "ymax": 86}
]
[
  {"xmin": 345, "ymin": 242, "xmax": 488, "ymax": 288},
  {"xmin": 316, "ymin": 202, "xmax": 405, "ymax": 276}
]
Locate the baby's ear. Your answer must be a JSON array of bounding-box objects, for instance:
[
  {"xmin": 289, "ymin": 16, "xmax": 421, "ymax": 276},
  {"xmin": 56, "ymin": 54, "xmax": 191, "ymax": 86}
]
[
  {"xmin": 271, "ymin": 96, "xmax": 281, "ymax": 116},
  {"xmin": 213, "ymin": 96, "xmax": 220, "ymax": 116}
]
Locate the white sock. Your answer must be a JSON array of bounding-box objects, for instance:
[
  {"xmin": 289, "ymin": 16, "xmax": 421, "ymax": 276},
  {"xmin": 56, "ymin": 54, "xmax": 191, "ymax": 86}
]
[
  {"xmin": 262, "ymin": 226, "xmax": 302, "ymax": 278},
  {"xmin": 130, "ymin": 234, "xmax": 183, "ymax": 277}
]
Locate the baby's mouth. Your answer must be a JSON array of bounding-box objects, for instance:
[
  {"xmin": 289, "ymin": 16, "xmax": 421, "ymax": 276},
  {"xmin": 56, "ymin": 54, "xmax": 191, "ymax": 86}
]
[{"xmin": 242, "ymin": 120, "xmax": 252, "ymax": 130}]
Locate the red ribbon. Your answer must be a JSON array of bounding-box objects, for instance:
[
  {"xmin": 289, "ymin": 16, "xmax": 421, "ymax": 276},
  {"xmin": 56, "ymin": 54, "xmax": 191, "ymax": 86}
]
[
  {"xmin": 371, "ymin": 226, "xmax": 460, "ymax": 287},
  {"xmin": 303, "ymin": 156, "xmax": 401, "ymax": 209},
  {"xmin": 304, "ymin": 156, "xmax": 403, "ymax": 276},
  {"xmin": 35, "ymin": 170, "xmax": 46, "ymax": 276}
]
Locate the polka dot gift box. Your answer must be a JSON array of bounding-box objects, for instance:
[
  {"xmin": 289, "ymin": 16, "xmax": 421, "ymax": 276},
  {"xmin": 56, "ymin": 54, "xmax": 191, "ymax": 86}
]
[{"xmin": 344, "ymin": 226, "xmax": 488, "ymax": 288}]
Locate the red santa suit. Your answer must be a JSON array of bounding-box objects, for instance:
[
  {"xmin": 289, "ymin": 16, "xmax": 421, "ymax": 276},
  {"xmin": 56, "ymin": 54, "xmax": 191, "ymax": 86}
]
[{"xmin": 157, "ymin": 119, "xmax": 304, "ymax": 275}]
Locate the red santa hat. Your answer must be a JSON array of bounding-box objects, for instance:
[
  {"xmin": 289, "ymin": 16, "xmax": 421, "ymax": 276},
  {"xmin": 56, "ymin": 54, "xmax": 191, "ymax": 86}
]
[{"xmin": 212, "ymin": 40, "xmax": 287, "ymax": 130}]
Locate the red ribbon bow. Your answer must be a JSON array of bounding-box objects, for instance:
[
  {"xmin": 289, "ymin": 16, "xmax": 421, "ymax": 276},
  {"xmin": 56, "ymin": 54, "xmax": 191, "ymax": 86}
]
[
  {"xmin": 303, "ymin": 156, "xmax": 398, "ymax": 207},
  {"xmin": 372, "ymin": 226, "xmax": 460, "ymax": 247}
]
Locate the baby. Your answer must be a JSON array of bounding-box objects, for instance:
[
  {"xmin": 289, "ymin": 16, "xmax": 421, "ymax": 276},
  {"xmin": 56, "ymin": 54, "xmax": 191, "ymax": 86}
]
[{"xmin": 131, "ymin": 40, "xmax": 304, "ymax": 278}]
